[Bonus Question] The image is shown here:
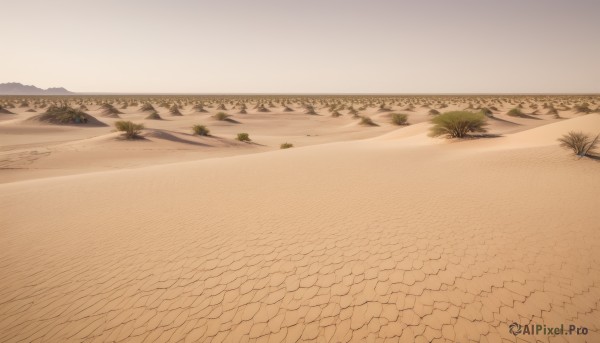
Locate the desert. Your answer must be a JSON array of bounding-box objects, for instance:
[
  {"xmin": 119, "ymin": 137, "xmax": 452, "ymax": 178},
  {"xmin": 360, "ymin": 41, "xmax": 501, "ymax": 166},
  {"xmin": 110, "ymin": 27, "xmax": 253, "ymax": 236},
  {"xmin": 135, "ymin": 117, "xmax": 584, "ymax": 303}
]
[
  {"xmin": 1, "ymin": 95, "xmax": 599, "ymax": 342},
  {"xmin": 2, "ymin": 0, "xmax": 600, "ymax": 342}
]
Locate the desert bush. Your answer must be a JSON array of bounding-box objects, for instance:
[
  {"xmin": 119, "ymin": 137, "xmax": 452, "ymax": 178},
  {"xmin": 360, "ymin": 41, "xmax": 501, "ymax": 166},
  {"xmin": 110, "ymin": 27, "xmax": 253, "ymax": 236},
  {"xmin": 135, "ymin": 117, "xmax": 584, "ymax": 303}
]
[
  {"xmin": 573, "ymin": 104, "xmax": 592, "ymax": 114},
  {"xmin": 237, "ymin": 133, "xmax": 251, "ymax": 142},
  {"xmin": 0, "ymin": 106, "xmax": 13, "ymax": 114},
  {"xmin": 429, "ymin": 111, "xmax": 488, "ymax": 138},
  {"xmin": 280, "ymin": 142, "xmax": 294, "ymax": 149},
  {"xmin": 359, "ymin": 116, "xmax": 378, "ymax": 126},
  {"xmin": 192, "ymin": 124, "xmax": 210, "ymax": 136},
  {"xmin": 391, "ymin": 113, "xmax": 408, "ymax": 125},
  {"xmin": 257, "ymin": 104, "xmax": 270, "ymax": 112},
  {"xmin": 193, "ymin": 104, "xmax": 207, "ymax": 112},
  {"xmin": 100, "ymin": 103, "xmax": 122, "ymax": 117},
  {"xmin": 214, "ymin": 112, "xmax": 230, "ymax": 121},
  {"xmin": 115, "ymin": 120, "xmax": 144, "ymax": 139},
  {"xmin": 145, "ymin": 111, "xmax": 162, "ymax": 120},
  {"xmin": 169, "ymin": 104, "xmax": 182, "ymax": 116},
  {"xmin": 428, "ymin": 109, "xmax": 440, "ymax": 116},
  {"xmin": 507, "ymin": 108, "xmax": 525, "ymax": 117},
  {"xmin": 40, "ymin": 105, "xmax": 90, "ymax": 124},
  {"xmin": 140, "ymin": 103, "xmax": 155, "ymax": 112},
  {"xmin": 558, "ymin": 131, "xmax": 599, "ymax": 156}
]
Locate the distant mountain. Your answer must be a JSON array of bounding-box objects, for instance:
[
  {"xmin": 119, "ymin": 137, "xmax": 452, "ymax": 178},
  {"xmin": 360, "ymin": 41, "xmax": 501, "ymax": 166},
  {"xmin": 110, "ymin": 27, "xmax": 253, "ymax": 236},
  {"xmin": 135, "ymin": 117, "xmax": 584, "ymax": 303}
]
[{"xmin": 0, "ymin": 82, "xmax": 74, "ymax": 95}]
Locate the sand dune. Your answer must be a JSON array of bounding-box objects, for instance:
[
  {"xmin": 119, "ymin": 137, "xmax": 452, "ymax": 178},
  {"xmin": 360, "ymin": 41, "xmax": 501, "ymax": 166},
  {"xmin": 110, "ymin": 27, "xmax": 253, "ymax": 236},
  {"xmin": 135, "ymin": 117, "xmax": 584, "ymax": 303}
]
[{"xmin": 1, "ymin": 100, "xmax": 598, "ymax": 342}]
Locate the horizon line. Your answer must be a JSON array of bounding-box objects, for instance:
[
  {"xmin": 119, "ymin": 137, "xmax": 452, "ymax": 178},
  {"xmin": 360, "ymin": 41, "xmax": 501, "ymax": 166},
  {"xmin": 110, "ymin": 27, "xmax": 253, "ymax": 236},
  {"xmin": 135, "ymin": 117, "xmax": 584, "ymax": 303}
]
[{"xmin": 3, "ymin": 92, "xmax": 599, "ymax": 96}]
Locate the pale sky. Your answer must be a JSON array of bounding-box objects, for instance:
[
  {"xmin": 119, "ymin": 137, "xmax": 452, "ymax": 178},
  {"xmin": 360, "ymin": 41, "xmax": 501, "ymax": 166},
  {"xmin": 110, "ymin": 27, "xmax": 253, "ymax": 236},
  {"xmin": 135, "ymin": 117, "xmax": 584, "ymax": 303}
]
[{"xmin": 2, "ymin": 0, "xmax": 599, "ymax": 93}]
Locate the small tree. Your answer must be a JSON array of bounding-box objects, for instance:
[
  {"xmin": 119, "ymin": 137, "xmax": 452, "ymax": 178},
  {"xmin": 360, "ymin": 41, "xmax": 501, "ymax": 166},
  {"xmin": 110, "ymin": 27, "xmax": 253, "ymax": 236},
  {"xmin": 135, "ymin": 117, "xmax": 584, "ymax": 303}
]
[
  {"xmin": 192, "ymin": 125, "xmax": 210, "ymax": 136},
  {"xmin": 558, "ymin": 131, "xmax": 599, "ymax": 156},
  {"xmin": 429, "ymin": 111, "xmax": 488, "ymax": 138},
  {"xmin": 237, "ymin": 133, "xmax": 251, "ymax": 142},
  {"xmin": 115, "ymin": 120, "xmax": 144, "ymax": 139},
  {"xmin": 391, "ymin": 113, "xmax": 408, "ymax": 125}
]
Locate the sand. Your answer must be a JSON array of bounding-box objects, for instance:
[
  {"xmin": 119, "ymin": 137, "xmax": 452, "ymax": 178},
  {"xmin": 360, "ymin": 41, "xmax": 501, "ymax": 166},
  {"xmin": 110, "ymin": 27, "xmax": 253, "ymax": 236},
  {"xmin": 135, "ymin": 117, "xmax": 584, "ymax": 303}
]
[{"xmin": 0, "ymin": 97, "xmax": 599, "ymax": 342}]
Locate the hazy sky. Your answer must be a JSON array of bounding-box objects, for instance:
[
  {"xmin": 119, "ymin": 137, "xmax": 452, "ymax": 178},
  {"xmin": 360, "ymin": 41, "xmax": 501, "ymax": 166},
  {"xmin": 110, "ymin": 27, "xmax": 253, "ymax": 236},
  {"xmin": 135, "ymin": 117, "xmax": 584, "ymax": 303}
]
[{"xmin": 2, "ymin": 0, "xmax": 599, "ymax": 93}]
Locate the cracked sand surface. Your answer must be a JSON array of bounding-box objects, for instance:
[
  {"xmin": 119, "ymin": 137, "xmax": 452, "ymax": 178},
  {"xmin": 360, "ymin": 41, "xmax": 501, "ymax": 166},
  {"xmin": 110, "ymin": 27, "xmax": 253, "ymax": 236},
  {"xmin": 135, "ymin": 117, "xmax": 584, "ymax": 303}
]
[{"xmin": 1, "ymin": 118, "xmax": 599, "ymax": 342}]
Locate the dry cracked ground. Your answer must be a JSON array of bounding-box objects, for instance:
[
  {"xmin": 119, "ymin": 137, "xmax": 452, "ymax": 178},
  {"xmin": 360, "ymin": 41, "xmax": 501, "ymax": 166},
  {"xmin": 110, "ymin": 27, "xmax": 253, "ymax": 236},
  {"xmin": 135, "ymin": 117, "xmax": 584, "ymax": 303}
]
[{"xmin": 1, "ymin": 141, "xmax": 599, "ymax": 343}]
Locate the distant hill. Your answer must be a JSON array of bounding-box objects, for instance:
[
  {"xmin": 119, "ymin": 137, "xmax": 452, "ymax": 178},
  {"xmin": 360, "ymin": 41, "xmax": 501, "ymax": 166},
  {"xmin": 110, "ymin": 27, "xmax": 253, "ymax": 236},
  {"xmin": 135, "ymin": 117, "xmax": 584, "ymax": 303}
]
[{"xmin": 0, "ymin": 82, "xmax": 74, "ymax": 95}]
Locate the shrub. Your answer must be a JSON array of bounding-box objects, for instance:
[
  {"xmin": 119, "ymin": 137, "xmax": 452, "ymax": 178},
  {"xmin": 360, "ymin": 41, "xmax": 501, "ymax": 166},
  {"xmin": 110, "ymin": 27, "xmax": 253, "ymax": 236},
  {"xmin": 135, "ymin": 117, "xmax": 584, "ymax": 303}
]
[
  {"xmin": 115, "ymin": 120, "xmax": 144, "ymax": 139},
  {"xmin": 429, "ymin": 111, "xmax": 488, "ymax": 138},
  {"xmin": 214, "ymin": 112, "xmax": 230, "ymax": 121},
  {"xmin": 145, "ymin": 111, "xmax": 162, "ymax": 120},
  {"xmin": 169, "ymin": 104, "xmax": 182, "ymax": 116},
  {"xmin": 428, "ymin": 109, "xmax": 440, "ymax": 116},
  {"xmin": 280, "ymin": 142, "xmax": 294, "ymax": 149},
  {"xmin": 0, "ymin": 106, "xmax": 14, "ymax": 114},
  {"xmin": 140, "ymin": 103, "xmax": 155, "ymax": 112},
  {"xmin": 558, "ymin": 131, "xmax": 599, "ymax": 156},
  {"xmin": 391, "ymin": 113, "xmax": 408, "ymax": 125},
  {"xmin": 236, "ymin": 133, "xmax": 251, "ymax": 142},
  {"xmin": 507, "ymin": 108, "xmax": 525, "ymax": 117},
  {"xmin": 192, "ymin": 125, "xmax": 210, "ymax": 136},
  {"xmin": 39, "ymin": 105, "xmax": 90, "ymax": 124},
  {"xmin": 359, "ymin": 116, "xmax": 378, "ymax": 126},
  {"xmin": 573, "ymin": 104, "xmax": 592, "ymax": 114}
]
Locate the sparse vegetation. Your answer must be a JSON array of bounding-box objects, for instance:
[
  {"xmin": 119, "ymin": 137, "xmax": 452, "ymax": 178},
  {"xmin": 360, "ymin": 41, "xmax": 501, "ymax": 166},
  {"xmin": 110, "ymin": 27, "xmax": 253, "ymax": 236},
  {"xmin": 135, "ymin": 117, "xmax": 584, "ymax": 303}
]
[
  {"xmin": 391, "ymin": 113, "xmax": 409, "ymax": 125},
  {"xmin": 429, "ymin": 111, "xmax": 488, "ymax": 138},
  {"xmin": 214, "ymin": 112, "xmax": 230, "ymax": 121},
  {"xmin": 0, "ymin": 106, "xmax": 14, "ymax": 114},
  {"xmin": 236, "ymin": 133, "xmax": 251, "ymax": 142},
  {"xmin": 192, "ymin": 124, "xmax": 210, "ymax": 136},
  {"xmin": 115, "ymin": 120, "xmax": 144, "ymax": 139},
  {"xmin": 145, "ymin": 111, "xmax": 162, "ymax": 120},
  {"xmin": 169, "ymin": 104, "xmax": 182, "ymax": 116},
  {"xmin": 558, "ymin": 131, "xmax": 599, "ymax": 157},
  {"xmin": 507, "ymin": 108, "xmax": 526, "ymax": 117},
  {"xmin": 140, "ymin": 103, "xmax": 155, "ymax": 112},
  {"xmin": 35, "ymin": 105, "xmax": 94, "ymax": 124},
  {"xmin": 359, "ymin": 116, "xmax": 378, "ymax": 126},
  {"xmin": 280, "ymin": 142, "xmax": 294, "ymax": 149}
]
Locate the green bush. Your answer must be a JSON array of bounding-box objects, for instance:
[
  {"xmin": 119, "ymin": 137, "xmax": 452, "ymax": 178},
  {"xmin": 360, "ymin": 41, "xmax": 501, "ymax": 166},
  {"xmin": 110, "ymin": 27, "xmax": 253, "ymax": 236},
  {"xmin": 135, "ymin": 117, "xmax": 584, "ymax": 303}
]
[
  {"xmin": 41, "ymin": 105, "xmax": 89, "ymax": 124},
  {"xmin": 214, "ymin": 112, "xmax": 230, "ymax": 121},
  {"xmin": 507, "ymin": 108, "xmax": 525, "ymax": 117},
  {"xmin": 391, "ymin": 113, "xmax": 408, "ymax": 125},
  {"xmin": 558, "ymin": 131, "xmax": 599, "ymax": 156},
  {"xmin": 192, "ymin": 125, "xmax": 210, "ymax": 136},
  {"xmin": 280, "ymin": 142, "xmax": 294, "ymax": 149},
  {"xmin": 237, "ymin": 133, "xmax": 251, "ymax": 142},
  {"xmin": 429, "ymin": 111, "xmax": 488, "ymax": 138},
  {"xmin": 115, "ymin": 120, "xmax": 144, "ymax": 139}
]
